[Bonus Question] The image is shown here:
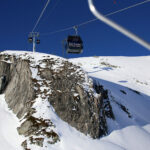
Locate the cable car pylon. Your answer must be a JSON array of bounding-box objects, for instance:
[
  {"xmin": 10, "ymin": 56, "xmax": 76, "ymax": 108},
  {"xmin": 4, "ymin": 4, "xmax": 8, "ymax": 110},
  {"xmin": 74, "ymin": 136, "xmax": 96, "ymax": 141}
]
[{"xmin": 28, "ymin": 32, "xmax": 40, "ymax": 53}]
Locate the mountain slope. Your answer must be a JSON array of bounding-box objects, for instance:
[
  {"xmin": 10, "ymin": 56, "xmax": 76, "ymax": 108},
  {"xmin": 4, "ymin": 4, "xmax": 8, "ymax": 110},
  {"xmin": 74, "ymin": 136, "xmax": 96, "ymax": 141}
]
[
  {"xmin": 70, "ymin": 56, "xmax": 150, "ymax": 131},
  {"xmin": 70, "ymin": 56, "xmax": 150, "ymax": 95},
  {"xmin": 0, "ymin": 51, "xmax": 150, "ymax": 150},
  {"xmin": 0, "ymin": 94, "xmax": 23, "ymax": 150}
]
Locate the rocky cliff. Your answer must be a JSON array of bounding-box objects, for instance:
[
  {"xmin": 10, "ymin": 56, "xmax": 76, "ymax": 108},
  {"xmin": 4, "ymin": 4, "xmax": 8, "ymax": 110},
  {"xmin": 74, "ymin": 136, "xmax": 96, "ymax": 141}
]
[{"xmin": 0, "ymin": 51, "xmax": 114, "ymax": 150}]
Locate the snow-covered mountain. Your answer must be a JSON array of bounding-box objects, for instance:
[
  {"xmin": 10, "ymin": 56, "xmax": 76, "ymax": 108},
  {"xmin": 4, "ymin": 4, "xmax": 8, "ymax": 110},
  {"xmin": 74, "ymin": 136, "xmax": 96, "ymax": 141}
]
[{"xmin": 0, "ymin": 51, "xmax": 150, "ymax": 150}]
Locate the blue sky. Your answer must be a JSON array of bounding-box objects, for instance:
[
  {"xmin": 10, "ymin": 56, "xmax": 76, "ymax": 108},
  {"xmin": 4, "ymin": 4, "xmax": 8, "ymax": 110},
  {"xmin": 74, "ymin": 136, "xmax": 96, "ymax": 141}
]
[{"xmin": 0, "ymin": 0, "xmax": 150, "ymax": 58}]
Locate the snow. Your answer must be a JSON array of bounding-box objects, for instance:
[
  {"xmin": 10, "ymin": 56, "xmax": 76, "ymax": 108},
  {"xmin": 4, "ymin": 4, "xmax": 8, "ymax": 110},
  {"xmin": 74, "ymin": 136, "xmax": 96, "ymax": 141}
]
[
  {"xmin": 69, "ymin": 55, "xmax": 150, "ymax": 149},
  {"xmin": 0, "ymin": 51, "xmax": 150, "ymax": 150},
  {"xmin": 31, "ymin": 97, "xmax": 127, "ymax": 150},
  {"xmin": 102, "ymin": 125, "xmax": 150, "ymax": 150},
  {"xmin": 0, "ymin": 94, "xmax": 24, "ymax": 150},
  {"xmin": 72, "ymin": 56, "xmax": 150, "ymax": 95}
]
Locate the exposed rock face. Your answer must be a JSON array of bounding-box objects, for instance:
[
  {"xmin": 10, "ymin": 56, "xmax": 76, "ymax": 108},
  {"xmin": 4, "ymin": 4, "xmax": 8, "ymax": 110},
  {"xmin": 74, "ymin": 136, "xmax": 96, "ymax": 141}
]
[
  {"xmin": 39, "ymin": 60, "xmax": 114, "ymax": 138},
  {"xmin": 0, "ymin": 56, "xmax": 35, "ymax": 118},
  {"xmin": 0, "ymin": 62, "xmax": 10, "ymax": 93},
  {"xmin": 0, "ymin": 51, "xmax": 115, "ymax": 149}
]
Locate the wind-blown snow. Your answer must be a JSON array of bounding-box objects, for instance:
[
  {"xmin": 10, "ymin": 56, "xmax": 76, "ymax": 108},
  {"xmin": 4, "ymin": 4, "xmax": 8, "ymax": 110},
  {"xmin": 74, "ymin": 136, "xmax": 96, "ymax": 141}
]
[{"xmin": 0, "ymin": 51, "xmax": 150, "ymax": 150}]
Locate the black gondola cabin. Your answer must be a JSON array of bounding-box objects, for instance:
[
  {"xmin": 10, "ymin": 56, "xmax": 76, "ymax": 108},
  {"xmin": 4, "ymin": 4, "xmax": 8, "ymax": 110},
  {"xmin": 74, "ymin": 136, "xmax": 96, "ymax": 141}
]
[
  {"xmin": 66, "ymin": 35, "xmax": 83, "ymax": 54},
  {"xmin": 36, "ymin": 39, "xmax": 40, "ymax": 44},
  {"xmin": 28, "ymin": 37, "xmax": 33, "ymax": 43}
]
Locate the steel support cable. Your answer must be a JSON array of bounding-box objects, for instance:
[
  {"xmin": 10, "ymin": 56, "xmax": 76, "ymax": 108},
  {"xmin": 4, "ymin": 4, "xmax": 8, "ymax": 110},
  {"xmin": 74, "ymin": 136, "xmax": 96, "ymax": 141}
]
[
  {"xmin": 41, "ymin": 26, "xmax": 73, "ymax": 36},
  {"xmin": 37, "ymin": 0, "xmax": 61, "ymax": 30},
  {"xmin": 42, "ymin": 0, "xmax": 61, "ymax": 22},
  {"xmin": 88, "ymin": 0, "xmax": 150, "ymax": 50},
  {"xmin": 105, "ymin": 0, "xmax": 150, "ymax": 17},
  {"xmin": 40, "ymin": 0, "xmax": 150, "ymax": 36},
  {"xmin": 32, "ymin": 0, "xmax": 51, "ymax": 32}
]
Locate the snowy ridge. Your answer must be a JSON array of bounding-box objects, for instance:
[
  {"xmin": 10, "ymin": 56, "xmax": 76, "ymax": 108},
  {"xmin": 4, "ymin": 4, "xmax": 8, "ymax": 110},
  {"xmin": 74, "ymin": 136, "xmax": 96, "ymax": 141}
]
[
  {"xmin": 70, "ymin": 56, "xmax": 150, "ymax": 128},
  {"xmin": 70, "ymin": 56, "xmax": 150, "ymax": 95},
  {"xmin": 70, "ymin": 55, "xmax": 150, "ymax": 149},
  {"xmin": 0, "ymin": 51, "xmax": 150, "ymax": 150}
]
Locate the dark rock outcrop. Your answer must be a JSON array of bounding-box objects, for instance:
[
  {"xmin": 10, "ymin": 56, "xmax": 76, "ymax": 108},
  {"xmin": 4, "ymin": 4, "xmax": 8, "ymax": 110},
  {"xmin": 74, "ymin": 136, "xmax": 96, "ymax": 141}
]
[
  {"xmin": 37, "ymin": 58, "xmax": 115, "ymax": 138},
  {"xmin": 0, "ymin": 51, "xmax": 115, "ymax": 149},
  {"xmin": 0, "ymin": 61, "xmax": 11, "ymax": 94},
  {"xmin": 0, "ymin": 58, "xmax": 35, "ymax": 118}
]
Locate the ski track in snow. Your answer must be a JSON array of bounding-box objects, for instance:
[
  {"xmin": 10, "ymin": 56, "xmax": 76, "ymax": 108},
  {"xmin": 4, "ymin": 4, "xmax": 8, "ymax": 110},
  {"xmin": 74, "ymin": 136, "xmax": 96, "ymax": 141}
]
[{"xmin": 0, "ymin": 51, "xmax": 150, "ymax": 150}]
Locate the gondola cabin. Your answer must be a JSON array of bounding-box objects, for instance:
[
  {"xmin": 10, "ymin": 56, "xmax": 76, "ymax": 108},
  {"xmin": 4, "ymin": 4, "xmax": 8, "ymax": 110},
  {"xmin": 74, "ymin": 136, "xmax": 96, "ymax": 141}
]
[
  {"xmin": 66, "ymin": 35, "xmax": 83, "ymax": 54},
  {"xmin": 28, "ymin": 37, "xmax": 33, "ymax": 43},
  {"xmin": 36, "ymin": 39, "xmax": 40, "ymax": 44}
]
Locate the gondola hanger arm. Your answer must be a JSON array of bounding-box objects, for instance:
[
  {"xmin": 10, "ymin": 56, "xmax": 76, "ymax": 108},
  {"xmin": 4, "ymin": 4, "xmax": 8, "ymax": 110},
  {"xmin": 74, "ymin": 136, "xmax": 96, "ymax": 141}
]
[
  {"xmin": 88, "ymin": 0, "xmax": 150, "ymax": 50},
  {"xmin": 73, "ymin": 26, "xmax": 78, "ymax": 35}
]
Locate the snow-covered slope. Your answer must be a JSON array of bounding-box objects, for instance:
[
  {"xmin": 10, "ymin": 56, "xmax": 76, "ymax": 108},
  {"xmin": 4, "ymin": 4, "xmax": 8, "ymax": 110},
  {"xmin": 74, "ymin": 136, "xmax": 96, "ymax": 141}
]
[
  {"xmin": 0, "ymin": 95, "xmax": 23, "ymax": 150},
  {"xmin": 70, "ymin": 56, "xmax": 150, "ymax": 129},
  {"xmin": 70, "ymin": 56, "xmax": 150, "ymax": 149},
  {"xmin": 70, "ymin": 56, "xmax": 150, "ymax": 95},
  {"xmin": 0, "ymin": 51, "xmax": 150, "ymax": 150}
]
